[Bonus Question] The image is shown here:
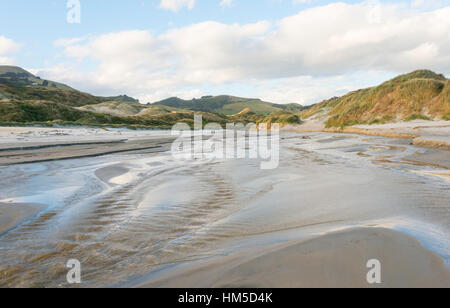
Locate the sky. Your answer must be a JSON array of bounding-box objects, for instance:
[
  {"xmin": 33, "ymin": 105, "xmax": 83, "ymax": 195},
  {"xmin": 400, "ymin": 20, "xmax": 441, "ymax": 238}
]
[{"xmin": 0, "ymin": 0, "xmax": 449, "ymax": 105}]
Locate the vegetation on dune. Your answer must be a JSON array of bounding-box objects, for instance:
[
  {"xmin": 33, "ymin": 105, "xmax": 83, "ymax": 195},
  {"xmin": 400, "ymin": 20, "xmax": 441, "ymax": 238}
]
[
  {"xmin": 76, "ymin": 101, "xmax": 147, "ymax": 116},
  {"xmin": 301, "ymin": 70, "xmax": 450, "ymax": 128},
  {"xmin": 260, "ymin": 110, "xmax": 302, "ymax": 125},
  {"xmin": 404, "ymin": 114, "xmax": 432, "ymax": 122},
  {"xmin": 272, "ymin": 103, "xmax": 308, "ymax": 112},
  {"xmin": 0, "ymin": 99, "xmax": 229, "ymax": 129},
  {"xmin": 0, "ymin": 100, "xmax": 135, "ymax": 124},
  {"xmin": 0, "ymin": 84, "xmax": 108, "ymax": 107},
  {"xmin": 140, "ymin": 105, "xmax": 182, "ymax": 116}
]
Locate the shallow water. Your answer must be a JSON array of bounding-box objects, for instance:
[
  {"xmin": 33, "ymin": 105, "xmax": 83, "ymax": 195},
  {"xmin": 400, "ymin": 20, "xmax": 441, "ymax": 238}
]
[{"xmin": 0, "ymin": 132, "xmax": 449, "ymax": 287}]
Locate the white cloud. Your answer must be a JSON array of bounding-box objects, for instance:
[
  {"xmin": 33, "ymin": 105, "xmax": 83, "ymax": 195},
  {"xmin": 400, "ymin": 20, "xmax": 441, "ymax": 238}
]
[
  {"xmin": 46, "ymin": 2, "xmax": 450, "ymax": 104},
  {"xmin": 159, "ymin": 0, "xmax": 196, "ymax": 12},
  {"xmin": 0, "ymin": 35, "xmax": 20, "ymax": 64}
]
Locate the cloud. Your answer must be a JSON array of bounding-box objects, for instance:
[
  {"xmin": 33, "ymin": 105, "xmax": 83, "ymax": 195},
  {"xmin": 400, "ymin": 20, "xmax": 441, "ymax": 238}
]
[
  {"xmin": 45, "ymin": 2, "xmax": 450, "ymax": 104},
  {"xmin": 159, "ymin": 0, "xmax": 196, "ymax": 12},
  {"xmin": 0, "ymin": 35, "xmax": 20, "ymax": 65}
]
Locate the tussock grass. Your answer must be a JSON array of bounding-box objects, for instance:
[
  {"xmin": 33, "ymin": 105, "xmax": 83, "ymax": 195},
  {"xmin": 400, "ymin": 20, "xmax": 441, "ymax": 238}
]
[{"xmin": 301, "ymin": 70, "xmax": 449, "ymax": 127}]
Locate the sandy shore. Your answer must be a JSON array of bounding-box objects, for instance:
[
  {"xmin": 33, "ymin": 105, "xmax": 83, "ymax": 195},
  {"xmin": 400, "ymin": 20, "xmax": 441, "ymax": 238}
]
[
  {"xmin": 285, "ymin": 120, "xmax": 450, "ymax": 150},
  {"xmin": 0, "ymin": 129, "xmax": 176, "ymax": 166},
  {"xmin": 0, "ymin": 203, "xmax": 44, "ymax": 235},
  {"xmin": 136, "ymin": 227, "xmax": 450, "ymax": 288}
]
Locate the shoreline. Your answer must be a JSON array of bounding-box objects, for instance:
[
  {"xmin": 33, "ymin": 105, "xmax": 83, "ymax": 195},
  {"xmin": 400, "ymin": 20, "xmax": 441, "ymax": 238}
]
[
  {"xmin": 0, "ymin": 127, "xmax": 176, "ymax": 165},
  {"xmin": 283, "ymin": 120, "xmax": 450, "ymax": 150}
]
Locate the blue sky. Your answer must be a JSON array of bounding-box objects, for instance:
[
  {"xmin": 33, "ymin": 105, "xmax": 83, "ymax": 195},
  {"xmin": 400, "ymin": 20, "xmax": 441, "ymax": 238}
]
[{"xmin": 1, "ymin": 0, "xmax": 449, "ymax": 104}]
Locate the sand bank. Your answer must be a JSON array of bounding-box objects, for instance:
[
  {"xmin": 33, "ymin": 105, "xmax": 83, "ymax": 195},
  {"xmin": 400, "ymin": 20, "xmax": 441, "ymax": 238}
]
[
  {"xmin": 0, "ymin": 202, "xmax": 44, "ymax": 235},
  {"xmin": 284, "ymin": 120, "xmax": 450, "ymax": 150},
  {"xmin": 137, "ymin": 228, "xmax": 450, "ymax": 288},
  {"xmin": 0, "ymin": 137, "xmax": 175, "ymax": 165}
]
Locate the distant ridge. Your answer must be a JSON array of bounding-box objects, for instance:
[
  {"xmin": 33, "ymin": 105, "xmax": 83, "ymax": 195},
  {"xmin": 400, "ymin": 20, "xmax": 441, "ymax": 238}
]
[
  {"xmin": 0, "ymin": 66, "xmax": 73, "ymax": 90},
  {"xmin": 152, "ymin": 95, "xmax": 305, "ymax": 115},
  {"xmin": 104, "ymin": 95, "xmax": 140, "ymax": 104}
]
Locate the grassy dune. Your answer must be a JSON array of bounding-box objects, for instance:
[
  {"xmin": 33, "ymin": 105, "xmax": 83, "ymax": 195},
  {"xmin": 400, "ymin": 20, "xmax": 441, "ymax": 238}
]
[
  {"xmin": 76, "ymin": 101, "xmax": 147, "ymax": 117},
  {"xmin": 301, "ymin": 70, "xmax": 450, "ymax": 127}
]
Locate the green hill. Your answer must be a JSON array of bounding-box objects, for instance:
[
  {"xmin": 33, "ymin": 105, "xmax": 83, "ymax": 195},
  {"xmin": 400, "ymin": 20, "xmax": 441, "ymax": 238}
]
[
  {"xmin": 153, "ymin": 95, "xmax": 287, "ymax": 115},
  {"xmin": 301, "ymin": 70, "xmax": 450, "ymax": 127},
  {"xmin": 104, "ymin": 95, "xmax": 140, "ymax": 104},
  {"xmin": 0, "ymin": 66, "xmax": 73, "ymax": 90},
  {"xmin": 0, "ymin": 84, "xmax": 108, "ymax": 107}
]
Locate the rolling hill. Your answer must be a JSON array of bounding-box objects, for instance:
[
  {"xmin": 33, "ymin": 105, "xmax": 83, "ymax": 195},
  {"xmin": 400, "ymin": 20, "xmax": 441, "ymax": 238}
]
[
  {"xmin": 0, "ymin": 66, "xmax": 73, "ymax": 90},
  {"xmin": 152, "ymin": 95, "xmax": 305, "ymax": 116},
  {"xmin": 0, "ymin": 83, "xmax": 109, "ymax": 107},
  {"xmin": 301, "ymin": 70, "xmax": 450, "ymax": 127},
  {"xmin": 105, "ymin": 95, "xmax": 140, "ymax": 104}
]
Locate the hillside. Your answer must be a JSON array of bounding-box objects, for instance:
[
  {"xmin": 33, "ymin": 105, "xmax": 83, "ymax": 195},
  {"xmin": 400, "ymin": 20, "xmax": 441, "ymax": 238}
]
[
  {"xmin": 301, "ymin": 70, "xmax": 450, "ymax": 127},
  {"xmin": 104, "ymin": 95, "xmax": 140, "ymax": 104},
  {"xmin": 0, "ymin": 66, "xmax": 73, "ymax": 90},
  {"xmin": 261, "ymin": 110, "xmax": 302, "ymax": 125},
  {"xmin": 0, "ymin": 84, "xmax": 109, "ymax": 107},
  {"xmin": 152, "ymin": 95, "xmax": 301, "ymax": 115},
  {"xmin": 76, "ymin": 101, "xmax": 147, "ymax": 117},
  {"xmin": 0, "ymin": 99, "xmax": 229, "ymax": 129},
  {"xmin": 0, "ymin": 66, "xmax": 303, "ymax": 128}
]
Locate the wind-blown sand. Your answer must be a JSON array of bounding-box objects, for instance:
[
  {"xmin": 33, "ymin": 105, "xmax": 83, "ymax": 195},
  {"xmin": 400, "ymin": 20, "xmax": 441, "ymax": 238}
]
[{"xmin": 136, "ymin": 227, "xmax": 450, "ymax": 288}]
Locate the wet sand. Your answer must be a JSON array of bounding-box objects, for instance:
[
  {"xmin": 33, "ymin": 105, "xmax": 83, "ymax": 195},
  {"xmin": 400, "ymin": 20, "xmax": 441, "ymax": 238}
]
[
  {"xmin": 136, "ymin": 227, "xmax": 450, "ymax": 288},
  {"xmin": 0, "ymin": 202, "xmax": 44, "ymax": 235},
  {"xmin": 95, "ymin": 165, "xmax": 130, "ymax": 185},
  {"xmin": 0, "ymin": 127, "xmax": 449, "ymax": 288},
  {"xmin": 287, "ymin": 120, "xmax": 450, "ymax": 150},
  {"xmin": 0, "ymin": 127, "xmax": 174, "ymax": 166}
]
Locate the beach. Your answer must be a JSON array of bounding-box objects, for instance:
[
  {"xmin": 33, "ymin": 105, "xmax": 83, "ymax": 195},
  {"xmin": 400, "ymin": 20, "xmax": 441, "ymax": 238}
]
[
  {"xmin": 0, "ymin": 125, "xmax": 449, "ymax": 288},
  {"xmin": 136, "ymin": 227, "xmax": 450, "ymax": 288}
]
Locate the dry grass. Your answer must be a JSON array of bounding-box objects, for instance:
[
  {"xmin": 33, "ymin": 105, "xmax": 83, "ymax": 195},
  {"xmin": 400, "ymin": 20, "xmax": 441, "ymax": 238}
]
[{"xmin": 301, "ymin": 70, "xmax": 450, "ymax": 127}]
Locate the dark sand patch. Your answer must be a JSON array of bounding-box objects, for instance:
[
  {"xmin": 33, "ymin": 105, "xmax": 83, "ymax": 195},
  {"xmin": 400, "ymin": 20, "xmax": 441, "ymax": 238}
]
[
  {"xmin": 95, "ymin": 165, "xmax": 130, "ymax": 185},
  {"xmin": 404, "ymin": 148, "xmax": 450, "ymax": 169},
  {"xmin": 0, "ymin": 138, "xmax": 175, "ymax": 166},
  {"xmin": 0, "ymin": 202, "xmax": 45, "ymax": 235}
]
